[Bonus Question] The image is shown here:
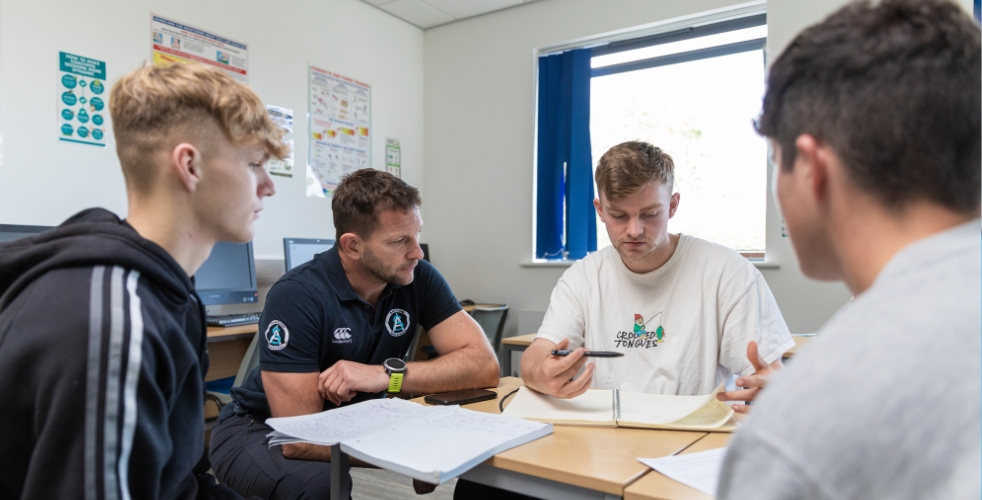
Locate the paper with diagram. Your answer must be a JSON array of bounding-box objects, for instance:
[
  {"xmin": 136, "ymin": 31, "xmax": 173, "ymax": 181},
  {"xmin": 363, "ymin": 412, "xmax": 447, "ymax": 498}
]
[
  {"xmin": 307, "ymin": 66, "xmax": 371, "ymax": 197},
  {"xmin": 265, "ymin": 398, "xmax": 552, "ymax": 484}
]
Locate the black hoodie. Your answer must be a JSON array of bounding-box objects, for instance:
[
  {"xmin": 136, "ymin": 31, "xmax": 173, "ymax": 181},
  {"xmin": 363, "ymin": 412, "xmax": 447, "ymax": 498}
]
[{"xmin": 0, "ymin": 208, "xmax": 240, "ymax": 500}]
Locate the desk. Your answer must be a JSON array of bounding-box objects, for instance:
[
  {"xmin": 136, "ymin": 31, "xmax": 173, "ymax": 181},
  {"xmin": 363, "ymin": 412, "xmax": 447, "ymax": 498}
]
[
  {"xmin": 624, "ymin": 433, "xmax": 731, "ymax": 500},
  {"xmin": 206, "ymin": 325, "xmax": 257, "ymax": 382},
  {"xmin": 396, "ymin": 377, "xmax": 708, "ymax": 500},
  {"xmin": 501, "ymin": 333, "xmax": 537, "ymax": 375}
]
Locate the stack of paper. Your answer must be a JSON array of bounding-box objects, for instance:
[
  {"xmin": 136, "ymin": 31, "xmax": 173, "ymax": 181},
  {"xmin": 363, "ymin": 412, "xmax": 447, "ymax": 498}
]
[{"xmin": 265, "ymin": 398, "xmax": 552, "ymax": 484}]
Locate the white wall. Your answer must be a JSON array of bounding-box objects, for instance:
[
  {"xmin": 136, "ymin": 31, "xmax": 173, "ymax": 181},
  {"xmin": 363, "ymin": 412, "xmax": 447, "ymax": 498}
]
[
  {"xmin": 424, "ymin": 0, "xmax": 941, "ymax": 339},
  {"xmin": 0, "ymin": 0, "xmax": 425, "ymax": 264}
]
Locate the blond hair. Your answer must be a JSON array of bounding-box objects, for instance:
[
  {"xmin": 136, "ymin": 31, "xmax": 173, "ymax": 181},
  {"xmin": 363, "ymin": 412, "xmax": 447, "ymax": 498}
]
[
  {"xmin": 595, "ymin": 141, "xmax": 675, "ymax": 201},
  {"xmin": 110, "ymin": 62, "xmax": 288, "ymax": 192}
]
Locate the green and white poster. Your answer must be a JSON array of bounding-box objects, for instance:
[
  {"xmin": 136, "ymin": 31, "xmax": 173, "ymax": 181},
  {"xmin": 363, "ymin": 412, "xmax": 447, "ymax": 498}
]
[{"xmin": 58, "ymin": 52, "xmax": 107, "ymax": 147}]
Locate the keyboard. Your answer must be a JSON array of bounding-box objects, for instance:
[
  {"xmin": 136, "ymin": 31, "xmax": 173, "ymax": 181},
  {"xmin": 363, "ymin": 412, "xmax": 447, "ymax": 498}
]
[{"xmin": 207, "ymin": 312, "xmax": 262, "ymax": 327}]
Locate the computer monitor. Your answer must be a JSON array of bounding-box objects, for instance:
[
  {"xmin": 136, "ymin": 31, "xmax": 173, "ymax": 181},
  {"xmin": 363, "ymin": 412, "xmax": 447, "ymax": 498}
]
[
  {"xmin": 194, "ymin": 241, "xmax": 258, "ymax": 305},
  {"xmin": 283, "ymin": 238, "xmax": 335, "ymax": 272},
  {"xmin": 420, "ymin": 243, "xmax": 430, "ymax": 262},
  {"xmin": 0, "ymin": 224, "xmax": 54, "ymax": 243}
]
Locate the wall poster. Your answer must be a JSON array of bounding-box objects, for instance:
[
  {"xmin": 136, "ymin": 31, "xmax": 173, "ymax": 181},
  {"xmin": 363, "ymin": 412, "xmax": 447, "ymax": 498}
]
[
  {"xmin": 265, "ymin": 105, "xmax": 294, "ymax": 178},
  {"xmin": 307, "ymin": 66, "xmax": 371, "ymax": 197},
  {"xmin": 58, "ymin": 52, "xmax": 107, "ymax": 147},
  {"xmin": 151, "ymin": 15, "xmax": 248, "ymax": 84}
]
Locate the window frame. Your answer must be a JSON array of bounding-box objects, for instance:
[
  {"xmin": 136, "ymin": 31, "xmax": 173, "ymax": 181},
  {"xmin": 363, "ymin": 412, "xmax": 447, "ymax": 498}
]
[{"xmin": 532, "ymin": 4, "xmax": 771, "ymax": 264}]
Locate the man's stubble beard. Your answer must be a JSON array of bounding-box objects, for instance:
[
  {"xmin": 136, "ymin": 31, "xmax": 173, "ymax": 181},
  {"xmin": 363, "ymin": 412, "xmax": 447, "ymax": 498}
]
[{"xmin": 362, "ymin": 246, "xmax": 410, "ymax": 285}]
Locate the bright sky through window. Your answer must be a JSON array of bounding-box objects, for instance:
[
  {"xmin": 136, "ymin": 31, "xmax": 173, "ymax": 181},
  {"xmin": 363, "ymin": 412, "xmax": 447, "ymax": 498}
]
[{"xmin": 591, "ymin": 48, "xmax": 767, "ymax": 252}]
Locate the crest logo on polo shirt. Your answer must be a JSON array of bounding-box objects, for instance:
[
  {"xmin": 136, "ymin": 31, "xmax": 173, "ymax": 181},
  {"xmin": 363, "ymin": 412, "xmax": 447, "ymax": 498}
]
[
  {"xmin": 385, "ymin": 309, "xmax": 411, "ymax": 337},
  {"xmin": 265, "ymin": 320, "xmax": 289, "ymax": 351},
  {"xmin": 333, "ymin": 327, "xmax": 353, "ymax": 344}
]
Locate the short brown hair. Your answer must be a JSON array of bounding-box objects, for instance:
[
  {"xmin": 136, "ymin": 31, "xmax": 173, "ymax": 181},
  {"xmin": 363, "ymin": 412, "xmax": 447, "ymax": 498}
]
[
  {"xmin": 595, "ymin": 141, "xmax": 675, "ymax": 201},
  {"xmin": 332, "ymin": 169, "xmax": 422, "ymax": 240},
  {"xmin": 110, "ymin": 62, "xmax": 289, "ymax": 192},
  {"xmin": 757, "ymin": 0, "xmax": 980, "ymax": 212}
]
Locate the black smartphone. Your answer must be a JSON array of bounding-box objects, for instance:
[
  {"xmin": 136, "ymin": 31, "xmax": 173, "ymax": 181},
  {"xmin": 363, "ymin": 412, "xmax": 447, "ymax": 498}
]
[{"xmin": 424, "ymin": 388, "xmax": 497, "ymax": 406}]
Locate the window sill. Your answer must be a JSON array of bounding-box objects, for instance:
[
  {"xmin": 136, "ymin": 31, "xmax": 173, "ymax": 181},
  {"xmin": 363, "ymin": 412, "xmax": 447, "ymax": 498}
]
[
  {"xmin": 521, "ymin": 259, "xmax": 781, "ymax": 269},
  {"xmin": 520, "ymin": 260, "xmax": 575, "ymax": 268}
]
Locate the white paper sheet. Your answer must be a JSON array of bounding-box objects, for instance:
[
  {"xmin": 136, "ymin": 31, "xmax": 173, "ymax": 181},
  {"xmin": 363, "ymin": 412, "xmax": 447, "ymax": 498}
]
[
  {"xmin": 639, "ymin": 447, "xmax": 727, "ymax": 495},
  {"xmin": 265, "ymin": 398, "xmax": 448, "ymax": 446},
  {"xmin": 500, "ymin": 387, "xmax": 614, "ymax": 424},
  {"xmin": 342, "ymin": 407, "xmax": 553, "ymax": 484}
]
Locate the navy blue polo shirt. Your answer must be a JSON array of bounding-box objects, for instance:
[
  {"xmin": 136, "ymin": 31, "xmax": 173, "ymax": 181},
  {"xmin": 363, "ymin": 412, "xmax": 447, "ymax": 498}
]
[{"xmin": 228, "ymin": 245, "xmax": 461, "ymax": 420}]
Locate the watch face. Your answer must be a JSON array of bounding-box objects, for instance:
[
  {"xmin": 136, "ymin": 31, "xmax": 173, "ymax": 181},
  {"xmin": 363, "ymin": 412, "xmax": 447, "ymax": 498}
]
[{"xmin": 386, "ymin": 358, "xmax": 406, "ymax": 371}]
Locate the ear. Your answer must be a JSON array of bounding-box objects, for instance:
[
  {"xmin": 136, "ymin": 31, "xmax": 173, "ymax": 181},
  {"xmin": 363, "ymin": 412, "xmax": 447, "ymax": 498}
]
[
  {"xmin": 794, "ymin": 134, "xmax": 828, "ymax": 204},
  {"xmin": 170, "ymin": 142, "xmax": 203, "ymax": 193},
  {"xmin": 593, "ymin": 198, "xmax": 604, "ymax": 222},
  {"xmin": 338, "ymin": 233, "xmax": 362, "ymax": 259},
  {"xmin": 668, "ymin": 192, "xmax": 680, "ymax": 218}
]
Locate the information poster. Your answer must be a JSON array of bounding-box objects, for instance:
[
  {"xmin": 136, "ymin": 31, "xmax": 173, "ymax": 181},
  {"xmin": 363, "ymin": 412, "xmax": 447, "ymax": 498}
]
[
  {"xmin": 386, "ymin": 138, "xmax": 401, "ymax": 178},
  {"xmin": 307, "ymin": 66, "xmax": 371, "ymax": 197},
  {"xmin": 266, "ymin": 105, "xmax": 294, "ymax": 177},
  {"xmin": 58, "ymin": 52, "xmax": 107, "ymax": 147},
  {"xmin": 151, "ymin": 15, "xmax": 248, "ymax": 84}
]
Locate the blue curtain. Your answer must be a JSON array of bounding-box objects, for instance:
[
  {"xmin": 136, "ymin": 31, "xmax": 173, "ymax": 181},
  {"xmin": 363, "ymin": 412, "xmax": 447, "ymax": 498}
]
[{"xmin": 535, "ymin": 49, "xmax": 597, "ymax": 260}]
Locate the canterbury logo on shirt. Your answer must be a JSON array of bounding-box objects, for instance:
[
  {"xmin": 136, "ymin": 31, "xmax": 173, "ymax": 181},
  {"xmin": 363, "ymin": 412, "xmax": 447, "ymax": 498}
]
[{"xmin": 333, "ymin": 327, "xmax": 353, "ymax": 343}]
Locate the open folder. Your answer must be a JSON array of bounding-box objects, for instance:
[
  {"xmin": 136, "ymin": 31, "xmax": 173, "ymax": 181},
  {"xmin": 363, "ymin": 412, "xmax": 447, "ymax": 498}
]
[
  {"xmin": 264, "ymin": 398, "xmax": 552, "ymax": 484},
  {"xmin": 501, "ymin": 384, "xmax": 736, "ymax": 432}
]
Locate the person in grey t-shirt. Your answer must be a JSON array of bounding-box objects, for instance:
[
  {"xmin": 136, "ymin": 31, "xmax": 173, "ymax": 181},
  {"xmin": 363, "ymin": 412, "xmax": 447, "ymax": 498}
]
[{"xmin": 717, "ymin": 1, "xmax": 981, "ymax": 499}]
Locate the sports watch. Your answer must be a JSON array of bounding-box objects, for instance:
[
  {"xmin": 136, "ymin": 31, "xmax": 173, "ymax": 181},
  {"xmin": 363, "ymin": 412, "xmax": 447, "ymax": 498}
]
[{"xmin": 383, "ymin": 357, "xmax": 407, "ymax": 394}]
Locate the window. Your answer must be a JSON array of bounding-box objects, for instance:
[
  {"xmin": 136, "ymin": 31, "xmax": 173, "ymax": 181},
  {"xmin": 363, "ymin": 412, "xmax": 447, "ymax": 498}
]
[
  {"xmin": 591, "ymin": 16, "xmax": 767, "ymax": 257},
  {"xmin": 534, "ymin": 14, "xmax": 768, "ymax": 260}
]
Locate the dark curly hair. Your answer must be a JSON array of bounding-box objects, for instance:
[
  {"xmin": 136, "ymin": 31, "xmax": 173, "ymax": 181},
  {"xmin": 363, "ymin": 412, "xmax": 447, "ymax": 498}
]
[{"xmin": 757, "ymin": 0, "xmax": 980, "ymax": 212}]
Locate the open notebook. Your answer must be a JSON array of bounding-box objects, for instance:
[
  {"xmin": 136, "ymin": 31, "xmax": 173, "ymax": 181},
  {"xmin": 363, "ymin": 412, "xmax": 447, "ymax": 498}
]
[
  {"xmin": 501, "ymin": 384, "xmax": 736, "ymax": 432},
  {"xmin": 264, "ymin": 398, "xmax": 552, "ymax": 484}
]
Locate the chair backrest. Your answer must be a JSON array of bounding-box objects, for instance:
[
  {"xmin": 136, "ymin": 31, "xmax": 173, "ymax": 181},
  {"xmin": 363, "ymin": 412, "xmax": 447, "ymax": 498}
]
[
  {"xmin": 403, "ymin": 325, "xmax": 423, "ymax": 362},
  {"xmin": 233, "ymin": 332, "xmax": 262, "ymax": 388},
  {"xmin": 471, "ymin": 306, "xmax": 509, "ymax": 351}
]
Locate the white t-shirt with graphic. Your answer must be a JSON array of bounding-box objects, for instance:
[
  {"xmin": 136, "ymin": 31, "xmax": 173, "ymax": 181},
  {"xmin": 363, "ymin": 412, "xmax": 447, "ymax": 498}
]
[{"xmin": 536, "ymin": 235, "xmax": 793, "ymax": 396}]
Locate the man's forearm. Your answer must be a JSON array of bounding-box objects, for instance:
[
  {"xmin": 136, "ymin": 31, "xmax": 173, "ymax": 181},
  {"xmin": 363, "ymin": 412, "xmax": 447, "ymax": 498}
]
[
  {"xmin": 401, "ymin": 344, "xmax": 499, "ymax": 393},
  {"xmin": 281, "ymin": 443, "xmax": 377, "ymax": 467}
]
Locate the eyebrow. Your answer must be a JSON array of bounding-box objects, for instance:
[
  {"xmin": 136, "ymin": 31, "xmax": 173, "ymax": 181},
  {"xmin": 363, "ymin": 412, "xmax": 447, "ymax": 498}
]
[{"xmin": 607, "ymin": 204, "xmax": 663, "ymax": 213}]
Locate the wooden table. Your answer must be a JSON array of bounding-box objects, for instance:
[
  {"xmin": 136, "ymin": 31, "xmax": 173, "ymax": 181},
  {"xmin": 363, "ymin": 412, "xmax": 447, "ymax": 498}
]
[
  {"xmin": 501, "ymin": 333, "xmax": 537, "ymax": 375},
  {"xmin": 624, "ymin": 433, "xmax": 731, "ymax": 500},
  {"xmin": 397, "ymin": 377, "xmax": 709, "ymax": 500}
]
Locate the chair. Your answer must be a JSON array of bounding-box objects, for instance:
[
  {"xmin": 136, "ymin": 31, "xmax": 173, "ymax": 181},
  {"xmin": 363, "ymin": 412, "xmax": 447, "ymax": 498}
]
[
  {"xmin": 206, "ymin": 331, "xmax": 261, "ymax": 411},
  {"xmin": 470, "ymin": 306, "xmax": 509, "ymax": 374}
]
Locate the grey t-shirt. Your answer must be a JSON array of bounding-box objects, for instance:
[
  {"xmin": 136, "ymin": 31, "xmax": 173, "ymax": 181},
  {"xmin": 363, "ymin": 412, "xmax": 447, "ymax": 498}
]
[{"xmin": 718, "ymin": 219, "xmax": 981, "ymax": 499}]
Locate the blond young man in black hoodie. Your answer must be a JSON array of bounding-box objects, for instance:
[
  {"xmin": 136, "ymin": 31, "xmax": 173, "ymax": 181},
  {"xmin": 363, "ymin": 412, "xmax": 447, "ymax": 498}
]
[{"xmin": 0, "ymin": 62, "xmax": 287, "ymax": 499}]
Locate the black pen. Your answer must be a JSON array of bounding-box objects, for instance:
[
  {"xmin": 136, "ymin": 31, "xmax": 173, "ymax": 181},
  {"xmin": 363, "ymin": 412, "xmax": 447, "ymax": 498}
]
[{"xmin": 551, "ymin": 350, "xmax": 624, "ymax": 358}]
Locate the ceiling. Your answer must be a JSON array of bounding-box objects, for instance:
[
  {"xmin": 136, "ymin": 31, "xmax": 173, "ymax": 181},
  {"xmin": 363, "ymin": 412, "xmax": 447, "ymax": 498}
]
[{"xmin": 361, "ymin": 0, "xmax": 541, "ymax": 29}]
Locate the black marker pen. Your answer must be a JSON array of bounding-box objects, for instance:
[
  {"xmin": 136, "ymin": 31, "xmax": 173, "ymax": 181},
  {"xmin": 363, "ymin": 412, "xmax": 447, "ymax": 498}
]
[{"xmin": 551, "ymin": 350, "xmax": 624, "ymax": 358}]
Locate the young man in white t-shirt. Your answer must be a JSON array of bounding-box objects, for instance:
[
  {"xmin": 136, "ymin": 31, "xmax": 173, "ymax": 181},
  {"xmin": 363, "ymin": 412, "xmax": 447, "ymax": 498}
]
[{"xmin": 521, "ymin": 142, "xmax": 793, "ymax": 402}]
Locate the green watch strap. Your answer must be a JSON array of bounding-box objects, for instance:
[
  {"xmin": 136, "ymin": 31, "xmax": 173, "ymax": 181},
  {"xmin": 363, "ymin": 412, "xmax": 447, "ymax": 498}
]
[{"xmin": 387, "ymin": 372, "xmax": 404, "ymax": 393}]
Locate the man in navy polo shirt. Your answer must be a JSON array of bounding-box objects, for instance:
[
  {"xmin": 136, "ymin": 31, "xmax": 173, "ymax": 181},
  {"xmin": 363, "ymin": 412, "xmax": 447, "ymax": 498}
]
[{"xmin": 210, "ymin": 169, "xmax": 501, "ymax": 499}]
